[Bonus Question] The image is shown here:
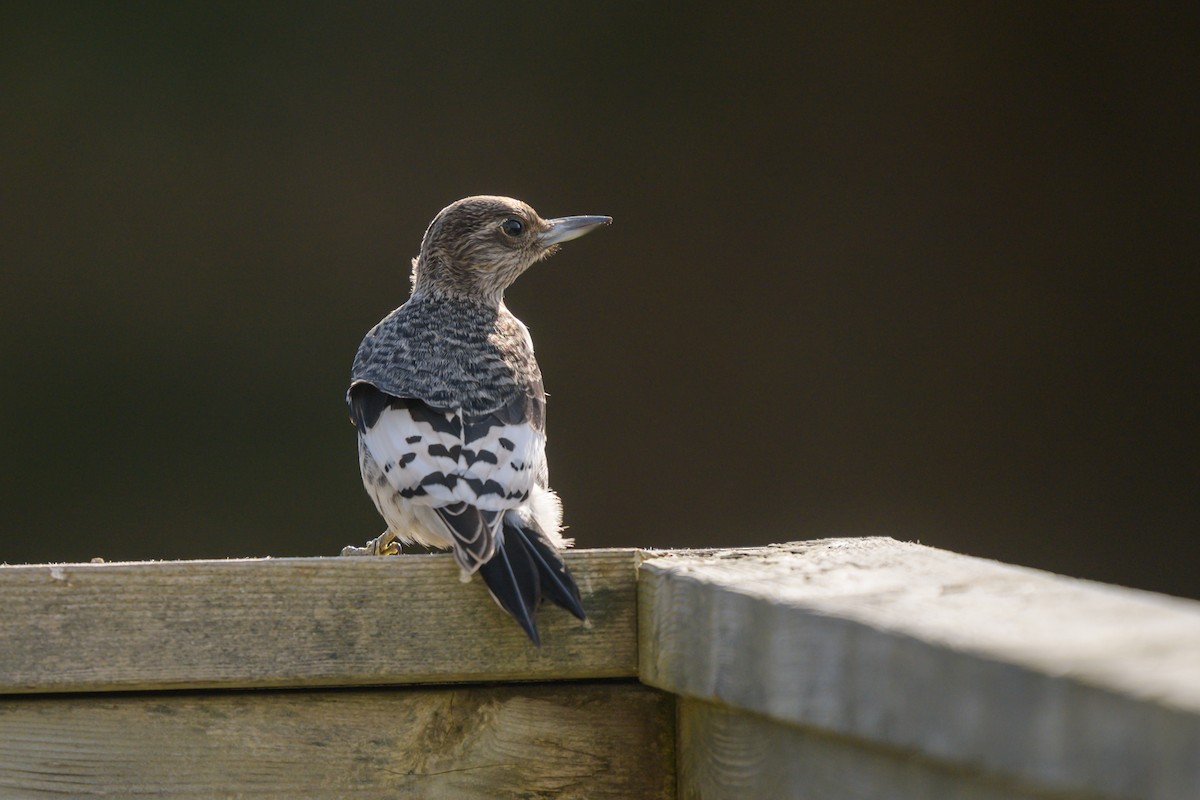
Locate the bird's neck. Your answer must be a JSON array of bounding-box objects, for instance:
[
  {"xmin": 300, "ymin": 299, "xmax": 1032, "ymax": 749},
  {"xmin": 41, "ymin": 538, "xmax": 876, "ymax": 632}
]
[
  {"xmin": 409, "ymin": 284, "xmax": 507, "ymax": 318},
  {"xmin": 411, "ymin": 257, "xmax": 506, "ymax": 308}
]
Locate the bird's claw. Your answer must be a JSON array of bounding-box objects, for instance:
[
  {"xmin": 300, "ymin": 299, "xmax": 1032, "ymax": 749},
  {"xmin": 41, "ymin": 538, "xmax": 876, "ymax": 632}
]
[{"xmin": 340, "ymin": 531, "xmax": 400, "ymax": 557}]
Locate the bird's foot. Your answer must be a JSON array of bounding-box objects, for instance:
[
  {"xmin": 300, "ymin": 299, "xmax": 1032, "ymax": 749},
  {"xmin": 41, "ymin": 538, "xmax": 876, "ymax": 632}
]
[{"xmin": 340, "ymin": 530, "xmax": 400, "ymax": 557}]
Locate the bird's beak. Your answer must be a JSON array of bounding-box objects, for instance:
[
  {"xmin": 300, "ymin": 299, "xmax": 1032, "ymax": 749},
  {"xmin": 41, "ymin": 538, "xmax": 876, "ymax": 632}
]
[{"xmin": 538, "ymin": 215, "xmax": 612, "ymax": 246}]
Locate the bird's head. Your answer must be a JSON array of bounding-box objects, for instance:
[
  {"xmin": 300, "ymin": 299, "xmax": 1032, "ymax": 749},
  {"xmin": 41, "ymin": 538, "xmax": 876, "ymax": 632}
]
[{"xmin": 410, "ymin": 195, "xmax": 611, "ymax": 304}]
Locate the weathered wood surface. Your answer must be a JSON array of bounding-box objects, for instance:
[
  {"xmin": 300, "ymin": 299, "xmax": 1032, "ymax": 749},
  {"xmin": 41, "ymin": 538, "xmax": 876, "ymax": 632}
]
[
  {"xmin": 0, "ymin": 681, "xmax": 675, "ymax": 799},
  {"xmin": 0, "ymin": 549, "xmax": 637, "ymax": 693},
  {"xmin": 640, "ymin": 538, "xmax": 1200, "ymax": 800},
  {"xmin": 678, "ymin": 698, "xmax": 1053, "ymax": 800}
]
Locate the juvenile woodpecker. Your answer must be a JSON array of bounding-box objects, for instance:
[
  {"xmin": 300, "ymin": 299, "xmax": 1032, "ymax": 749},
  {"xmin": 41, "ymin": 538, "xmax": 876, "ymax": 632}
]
[{"xmin": 344, "ymin": 195, "xmax": 611, "ymax": 644}]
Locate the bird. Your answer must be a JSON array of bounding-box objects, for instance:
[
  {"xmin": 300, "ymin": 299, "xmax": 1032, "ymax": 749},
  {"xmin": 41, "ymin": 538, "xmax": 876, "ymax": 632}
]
[{"xmin": 342, "ymin": 195, "xmax": 611, "ymax": 644}]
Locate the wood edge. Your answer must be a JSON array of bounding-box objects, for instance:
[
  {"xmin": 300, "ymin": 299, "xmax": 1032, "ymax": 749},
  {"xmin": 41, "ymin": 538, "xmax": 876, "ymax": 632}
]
[
  {"xmin": 0, "ymin": 546, "xmax": 643, "ymax": 571},
  {"xmin": 0, "ymin": 667, "xmax": 643, "ymax": 697}
]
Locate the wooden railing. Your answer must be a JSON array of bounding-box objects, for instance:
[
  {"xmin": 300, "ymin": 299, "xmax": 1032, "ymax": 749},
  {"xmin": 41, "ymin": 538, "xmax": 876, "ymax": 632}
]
[{"xmin": 1, "ymin": 538, "xmax": 1196, "ymax": 798}]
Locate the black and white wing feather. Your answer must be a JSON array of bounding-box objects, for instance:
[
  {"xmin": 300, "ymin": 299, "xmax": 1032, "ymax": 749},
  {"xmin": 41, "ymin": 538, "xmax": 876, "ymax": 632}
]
[{"xmin": 349, "ymin": 385, "xmax": 547, "ymax": 574}]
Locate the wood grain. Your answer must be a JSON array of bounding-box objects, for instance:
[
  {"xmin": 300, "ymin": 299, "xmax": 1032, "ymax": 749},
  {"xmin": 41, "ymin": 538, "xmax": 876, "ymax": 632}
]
[
  {"xmin": 640, "ymin": 538, "xmax": 1200, "ymax": 800},
  {"xmin": 0, "ymin": 549, "xmax": 637, "ymax": 693},
  {"xmin": 678, "ymin": 699, "xmax": 1052, "ymax": 800},
  {"xmin": 0, "ymin": 681, "xmax": 675, "ymax": 799}
]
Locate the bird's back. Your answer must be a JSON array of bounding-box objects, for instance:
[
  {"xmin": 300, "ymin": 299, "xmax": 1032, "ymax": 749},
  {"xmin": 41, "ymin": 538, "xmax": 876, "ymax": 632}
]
[{"xmin": 350, "ymin": 294, "xmax": 543, "ymax": 419}]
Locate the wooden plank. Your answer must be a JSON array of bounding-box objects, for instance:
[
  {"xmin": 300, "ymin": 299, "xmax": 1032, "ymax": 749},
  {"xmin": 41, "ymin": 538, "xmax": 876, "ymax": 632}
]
[
  {"xmin": 0, "ymin": 549, "xmax": 637, "ymax": 693},
  {"xmin": 640, "ymin": 538, "xmax": 1200, "ymax": 800},
  {"xmin": 678, "ymin": 698, "xmax": 1054, "ymax": 800},
  {"xmin": 0, "ymin": 681, "xmax": 675, "ymax": 799}
]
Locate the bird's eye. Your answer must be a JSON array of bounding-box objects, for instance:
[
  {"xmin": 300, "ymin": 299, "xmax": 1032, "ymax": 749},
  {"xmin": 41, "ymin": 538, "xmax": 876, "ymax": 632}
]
[{"xmin": 500, "ymin": 218, "xmax": 525, "ymax": 237}]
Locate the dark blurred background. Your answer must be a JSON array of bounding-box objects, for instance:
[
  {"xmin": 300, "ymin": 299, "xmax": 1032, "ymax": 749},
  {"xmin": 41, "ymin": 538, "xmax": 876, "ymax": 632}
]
[{"xmin": 2, "ymin": 3, "xmax": 1197, "ymax": 598}]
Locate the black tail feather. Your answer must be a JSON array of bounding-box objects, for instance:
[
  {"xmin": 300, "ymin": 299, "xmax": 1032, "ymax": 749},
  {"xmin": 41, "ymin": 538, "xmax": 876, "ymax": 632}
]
[
  {"xmin": 478, "ymin": 534, "xmax": 541, "ymax": 645},
  {"xmin": 505, "ymin": 522, "xmax": 587, "ymax": 622}
]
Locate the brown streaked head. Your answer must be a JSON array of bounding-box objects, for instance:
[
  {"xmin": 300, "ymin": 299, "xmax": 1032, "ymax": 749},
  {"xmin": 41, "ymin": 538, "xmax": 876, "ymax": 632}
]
[{"xmin": 410, "ymin": 195, "xmax": 611, "ymax": 303}]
